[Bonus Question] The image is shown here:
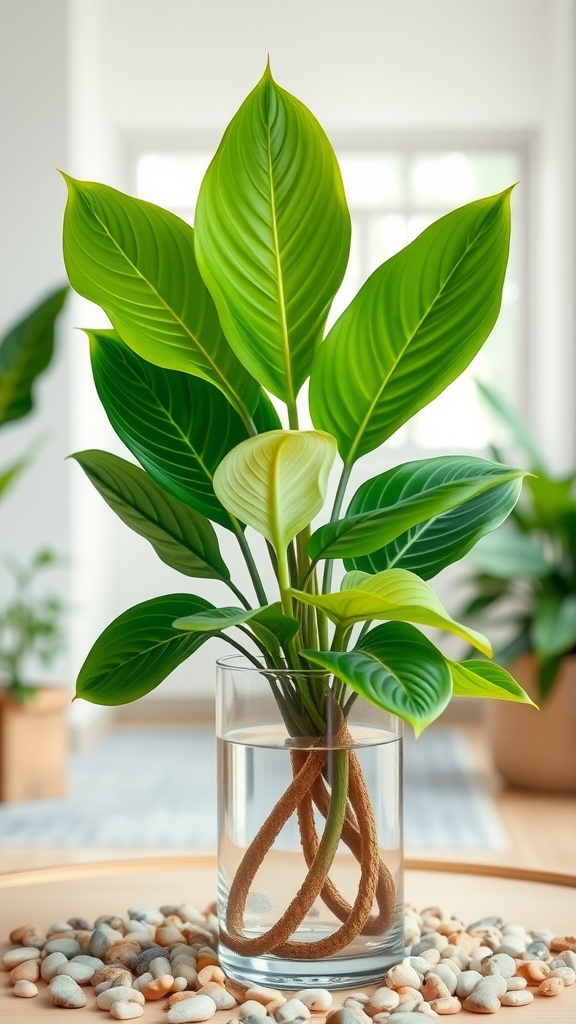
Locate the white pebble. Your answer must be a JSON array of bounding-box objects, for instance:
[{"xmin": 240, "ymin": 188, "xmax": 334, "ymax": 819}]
[
  {"xmin": 366, "ymin": 988, "xmax": 400, "ymax": 1013},
  {"xmin": 551, "ymin": 965, "xmax": 576, "ymax": 986},
  {"xmin": 13, "ymin": 980, "xmax": 38, "ymax": 998},
  {"xmin": 149, "ymin": 955, "xmax": 171, "ymax": 978},
  {"xmin": 197, "ymin": 982, "xmax": 238, "ymax": 1010},
  {"xmin": 96, "ymin": 986, "xmax": 145, "ymax": 1009},
  {"xmin": 41, "ymin": 951, "xmax": 68, "ymax": 981},
  {"xmin": 455, "ymin": 970, "xmax": 483, "ymax": 999},
  {"xmin": 482, "ymin": 952, "xmax": 516, "ymax": 978},
  {"xmin": 2, "ymin": 947, "xmax": 41, "ymax": 969},
  {"xmin": 48, "ymin": 974, "xmax": 87, "ymax": 1008},
  {"xmin": 275, "ymin": 998, "xmax": 311, "ymax": 1022},
  {"xmin": 500, "ymin": 990, "xmax": 534, "ymax": 1006},
  {"xmin": 506, "ymin": 976, "xmax": 527, "ymax": 991},
  {"xmin": 240, "ymin": 1001, "xmax": 270, "ymax": 1019},
  {"xmin": 386, "ymin": 964, "xmax": 422, "ymax": 991},
  {"xmin": 497, "ymin": 937, "xmax": 527, "ymax": 957},
  {"xmin": 167, "ymin": 994, "xmax": 218, "ymax": 1023},
  {"xmin": 110, "ymin": 1004, "xmax": 145, "ymax": 1020},
  {"xmin": 56, "ymin": 960, "xmax": 95, "ymax": 984},
  {"xmin": 295, "ymin": 989, "xmax": 332, "ymax": 1011}
]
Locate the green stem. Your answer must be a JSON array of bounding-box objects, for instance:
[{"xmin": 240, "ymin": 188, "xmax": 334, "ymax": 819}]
[
  {"xmin": 235, "ymin": 528, "xmax": 269, "ymax": 606},
  {"xmin": 223, "ymin": 635, "xmax": 268, "ymax": 671},
  {"xmin": 226, "ymin": 580, "xmax": 252, "ymax": 610},
  {"xmin": 322, "ymin": 461, "xmax": 353, "ymax": 596}
]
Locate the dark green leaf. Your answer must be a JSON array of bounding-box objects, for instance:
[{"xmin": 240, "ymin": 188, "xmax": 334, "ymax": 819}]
[
  {"xmin": 304, "ymin": 621, "xmax": 452, "ymax": 736},
  {"xmin": 71, "ymin": 450, "xmax": 229, "ymax": 581},
  {"xmin": 310, "ymin": 190, "xmax": 512, "ymax": 463},
  {"xmin": 75, "ymin": 594, "xmax": 214, "ymax": 706},
  {"xmin": 0, "ymin": 286, "xmax": 68, "ymax": 427},
  {"xmin": 62, "ymin": 176, "xmax": 259, "ymax": 420},
  {"xmin": 537, "ymin": 656, "xmax": 563, "ymax": 701},
  {"xmin": 194, "ymin": 65, "xmax": 351, "ymax": 406},
  {"xmin": 309, "ymin": 463, "xmax": 525, "ymax": 563},
  {"xmin": 532, "ymin": 593, "xmax": 576, "ymax": 659},
  {"xmin": 88, "ymin": 329, "xmax": 270, "ymax": 530},
  {"xmin": 343, "ymin": 456, "xmax": 524, "ymax": 579}
]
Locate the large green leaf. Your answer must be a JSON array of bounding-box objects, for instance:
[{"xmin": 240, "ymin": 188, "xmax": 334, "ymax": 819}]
[
  {"xmin": 71, "ymin": 450, "xmax": 229, "ymax": 581},
  {"xmin": 194, "ymin": 65, "xmax": 351, "ymax": 407},
  {"xmin": 88, "ymin": 330, "xmax": 279, "ymax": 530},
  {"xmin": 468, "ymin": 530, "xmax": 550, "ymax": 579},
  {"xmin": 449, "ymin": 659, "xmax": 536, "ymax": 706},
  {"xmin": 532, "ymin": 593, "xmax": 576, "ymax": 659},
  {"xmin": 292, "ymin": 568, "xmax": 492, "ymax": 655},
  {"xmin": 62, "ymin": 177, "xmax": 259, "ymax": 420},
  {"xmin": 309, "ymin": 462, "xmax": 525, "ymax": 564},
  {"xmin": 75, "ymin": 594, "xmax": 214, "ymax": 706},
  {"xmin": 309, "ymin": 190, "xmax": 512, "ymax": 463},
  {"xmin": 304, "ymin": 622, "xmax": 453, "ymax": 736},
  {"xmin": 213, "ymin": 430, "xmax": 337, "ymax": 552},
  {"xmin": 0, "ymin": 286, "xmax": 68, "ymax": 427},
  {"xmin": 343, "ymin": 456, "xmax": 524, "ymax": 579},
  {"xmin": 174, "ymin": 602, "xmax": 299, "ymax": 648}
]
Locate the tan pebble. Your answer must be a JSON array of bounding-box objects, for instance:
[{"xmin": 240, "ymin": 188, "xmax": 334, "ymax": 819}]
[
  {"xmin": 516, "ymin": 961, "xmax": 551, "ymax": 984},
  {"xmin": 20, "ymin": 927, "xmax": 44, "ymax": 947},
  {"xmin": 154, "ymin": 925, "xmax": 184, "ymax": 946},
  {"xmin": 168, "ymin": 991, "xmax": 196, "ymax": 1007},
  {"xmin": 110, "ymin": 1003, "xmax": 145, "ymax": 1020},
  {"xmin": 551, "ymin": 936, "xmax": 576, "ymax": 952},
  {"xmin": 9, "ymin": 959, "xmax": 40, "ymax": 984},
  {"xmin": 538, "ymin": 977, "xmax": 564, "ymax": 996},
  {"xmin": 172, "ymin": 977, "xmax": 189, "ymax": 993},
  {"xmin": 197, "ymin": 964, "xmax": 226, "ymax": 987},
  {"xmin": 197, "ymin": 982, "xmax": 237, "ymax": 1009},
  {"xmin": 246, "ymin": 985, "xmax": 285, "ymax": 1006},
  {"xmin": 267, "ymin": 997, "xmax": 289, "ymax": 1014},
  {"xmin": 416, "ymin": 1004, "xmax": 439, "ymax": 1018},
  {"xmin": 96, "ymin": 986, "xmax": 145, "ymax": 1009},
  {"xmin": 132, "ymin": 972, "xmax": 152, "ymax": 992},
  {"xmin": 2, "ymin": 946, "xmax": 41, "ymax": 970},
  {"xmin": 366, "ymin": 988, "xmax": 400, "ymax": 1013},
  {"xmin": 429, "ymin": 996, "xmax": 461, "ymax": 1014},
  {"xmin": 500, "ymin": 990, "xmax": 534, "ymax": 1006},
  {"xmin": 422, "ymin": 975, "xmax": 451, "ymax": 1002},
  {"xmin": 505, "ymin": 976, "xmax": 527, "ymax": 990},
  {"xmin": 195, "ymin": 954, "xmax": 219, "ymax": 971},
  {"xmin": 13, "ymin": 980, "xmax": 38, "ymax": 998},
  {"xmin": 396, "ymin": 986, "xmax": 423, "ymax": 1004},
  {"xmin": 92, "ymin": 965, "xmax": 133, "ymax": 987},
  {"xmin": 225, "ymin": 977, "xmax": 251, "ymax": 1002},
  {"xmin": 386, "ymin": 963, "xmax": 422, "ymax": 991},
  {"xmin": 141, "ymin": 973, "xmax": 174, "ymax": 999},
  {"xmin": 9, "ymin": 924, "xmax": 38, "ymax": 943},
  {"xmin": 348, "ymin": 992, "xmax": 370, "ymax": 1005}
]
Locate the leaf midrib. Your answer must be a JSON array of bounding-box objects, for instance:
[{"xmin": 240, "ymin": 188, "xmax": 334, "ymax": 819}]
[{"xmin": 266, "ymin": 96, "xmax": 295, "ymax": 409}]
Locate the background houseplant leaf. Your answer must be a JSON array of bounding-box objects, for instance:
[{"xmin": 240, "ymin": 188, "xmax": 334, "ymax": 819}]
[
  {"xmin": 213, "ymin": 430, "xmax": 337, "ymax": 552},
  {"xmin": 0, "ymin": 286, "xmax": 68, "ymax": 427},
  {"xmin": 308, "ymin": 462, "xmax": 525, "ymax": 564},
  {"xmin": 292, "ymin": 568, "xmax": 492, "ymax": 655},
  {"xmin": 89, "ymin": 330, "xmax": 280, "ymax": 531},
  {"xmin": 467, "ymin": 529, "xmax": 550, "ymax": 578},
  {"xmin": 309, "ymin": 189, "xmax": 512, "ymax": 464},
  {"xmin": 70, "ymin": 450, "xmax": 230, "ymax": 581},
  {"xmin": 476, "ymin": 380, "xmax": 546, "ymax": 470},
  {"xmin": 304, "ymin": 621, "xmax": 453, "ymax": 736},
  {"xmin": 75, "ymin": 594, "xmax": 215, "ymax": 705},
  {"xmin": 531, "ymin": 592, "xmax": 576, "ymax": 659},
  {"xmin": 62, "ymin": 177, "xmax": 259, "ymax": 422},
  {"xmin": 194, "ymin": 64, "xmax": 351, "ymax": 412},
  {"xmin": 449, "ymin": 658, "xmax": 536, "ymax": 704}
]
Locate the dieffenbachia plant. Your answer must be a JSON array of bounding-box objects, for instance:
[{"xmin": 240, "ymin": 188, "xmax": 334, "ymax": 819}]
[{"xmin": 62, "ymin": 66, "xmax": 534, "ymax": 958}]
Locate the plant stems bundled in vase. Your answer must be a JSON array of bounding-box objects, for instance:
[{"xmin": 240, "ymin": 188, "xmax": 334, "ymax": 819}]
[{"xmin": 62, "ymin": 66, "xmax": 535, "ymax": 963}]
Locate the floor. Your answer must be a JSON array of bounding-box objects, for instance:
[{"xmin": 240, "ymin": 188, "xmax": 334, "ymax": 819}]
[{"xmin": 0, "ymin": 722, "xmax": 574, "ymax": 875}]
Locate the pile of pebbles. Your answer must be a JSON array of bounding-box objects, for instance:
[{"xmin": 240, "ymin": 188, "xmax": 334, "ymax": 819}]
[{"xmin": 2, "ymin": 900, "xmax": 575, "ymax": 1020}]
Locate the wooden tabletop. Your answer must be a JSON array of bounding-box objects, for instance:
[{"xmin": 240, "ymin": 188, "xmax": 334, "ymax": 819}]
[{"xmin": 1, "ymin": 857, "xmax": 575, "ymax": 1021}]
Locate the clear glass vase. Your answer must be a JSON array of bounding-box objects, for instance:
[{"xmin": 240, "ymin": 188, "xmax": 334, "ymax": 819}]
[{"xmin": 216, "ymin": 657, "xmax": 404, "ymax": 989}]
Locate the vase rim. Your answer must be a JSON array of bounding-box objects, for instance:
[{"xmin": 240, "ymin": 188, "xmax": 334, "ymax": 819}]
[{"xmin": 216, "ymin": 655, "xmax": 332, "ymax": 676}]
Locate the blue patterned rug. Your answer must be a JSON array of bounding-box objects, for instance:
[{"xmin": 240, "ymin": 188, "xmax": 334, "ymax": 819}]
[{"xmin": 0, "ymin": 726, "xmax": 506, "ymax": 850}]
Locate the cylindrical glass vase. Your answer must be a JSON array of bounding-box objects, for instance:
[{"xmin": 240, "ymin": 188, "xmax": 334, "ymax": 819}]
[{"xmin": 216, "ymin": 657, "xmax": 404, "ymax": 989}]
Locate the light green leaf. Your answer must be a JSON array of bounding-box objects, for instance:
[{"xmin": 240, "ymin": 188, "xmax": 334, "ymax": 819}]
[
  {"xmin": 71, "ymin": 450, "xmax": 229, "ymax": 581},
  {"xmin": 62, "ymin": 177, "xmax": 259, "ymax": 419},
  {"xmin": 75, "ymin": 594, "xmax": 214, "ymax": 706},
  {"xmin": 468, "ymin": 530, "xmax": 550, "ymax": 579},
  {"xmin": 213, "ymin": 430, "xmax": 337, "ymax": 552},
  {"xmin": 309, "ymin": 189, "xmax": 512, "ymax": 463},
  {"xmin": 342, "ymin": 456, "xmax": 525, "ymax": 579},
  {"xmin": 449, "ymin": 659, "xmax": 537, "ymax": 706},
  {"xmin": 194, "ymin": 64, "xmax": 351, "ymax": 406},
  {"xmin": 0, "ymin": 286, "xmax": 68, "ymax": 427},
  {"xmin": 88, "ymin": 330, "xmax": 278, "ymax": 530},
  {"xmin": 532, "ymin": 593, "xmax": 576, "ymax": 659},
  {"xmin": 304, "ymin": 622, "xmax": 453, "ymax": 736},
  {"xmin": 292, "ymin": 568, "xmax": 492, "ymax": 655},
  {"xmin": 309, "ymin": 462, "xmax": 525, "ymax": 564}
]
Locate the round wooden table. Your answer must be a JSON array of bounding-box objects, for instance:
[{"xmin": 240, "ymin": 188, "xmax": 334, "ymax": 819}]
[{"xmin": 1, "ymin": 857, "xmax": 575, "ymax": 1021}]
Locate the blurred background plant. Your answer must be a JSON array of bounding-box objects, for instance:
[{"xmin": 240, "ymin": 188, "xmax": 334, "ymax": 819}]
[
  {"xmin": 463, "ymin": 381, "xmax": 576, "ymax": 702},
  {"xmin": 0, "ymin": 287, "xmax": 68, "ymax": 701}
]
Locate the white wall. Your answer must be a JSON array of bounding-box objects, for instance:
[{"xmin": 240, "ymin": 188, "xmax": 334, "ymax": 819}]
[{"xmin": 3, "ymin": 1, "xmax": 573, "ymax": 710}]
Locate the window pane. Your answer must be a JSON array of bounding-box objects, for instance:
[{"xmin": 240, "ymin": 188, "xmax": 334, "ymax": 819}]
[
  {"xmin": 136, "ymin": 153, "xmax": 212, "ymax": 209},
  {"xmin": 338, "ymin": 154, "xmax": 404, "ymax": 208},
  {"xmin": 410, "ymin": 151, "xmax": 519, "ymax": 208}
]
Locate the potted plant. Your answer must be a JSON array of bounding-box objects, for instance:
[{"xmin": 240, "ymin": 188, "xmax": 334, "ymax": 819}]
[
  {"xmin": 462, "ymin": 382, "xmax": 576, "ymax": 791},
  {"xmin": 0, "ymin": 286, "xmax": 69, "ymax": 801},
  {"xmin": 61, "ymin": 66, "xmax": 534, "ymax": 987}
]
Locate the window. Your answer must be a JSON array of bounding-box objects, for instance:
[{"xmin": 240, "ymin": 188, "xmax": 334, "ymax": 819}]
[{"xmin": 131, "ymin": 139, "xmax": 527, "ymax": 451}]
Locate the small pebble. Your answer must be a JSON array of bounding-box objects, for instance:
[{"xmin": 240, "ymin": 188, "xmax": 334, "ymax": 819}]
[
  {"xmin": 240, "ymin": 1001, "xmax": 270, "ymax": 1019},
  {"xmin": 421, "ymin": 974, "xmax": 451, "ymax": 1002},
  {"xmin": 455, "ymin": 970, "xmax": 483, "ymax": 999},
  {"xmin": 197, "ymin": 982, "xmax": 238, "ymax": 1010},
  {"xmin": 295, "ymin": 989, "xmax": 332, "ymax": 1011},
  {"xmin": 551, "ymin": 935, "xmax": 576, "ymax": 952},
  {"xmin": 96, "ymin": 986, "xmax": 145, "ymax": 1009},
  {"xmin": 429, "ymin": 996, "xmax": 461, "ymax": 1014},
  {"xmin": 2, "ymin": 946, "xmax": 41, "ymax": 969},
  {"xmin": 327, "ymin": 1011, "xmax": 368, "ymax": 1024},
  {"xmin": 497, "ymin": 936, "xmax": 526, "ymax": 957},
  {"xmin": 166, "ymin": 994, "xmax": 218, "ymax": 1022},
  {"xmin": 386, "ymin": 964, "xmax": 422, "ymax": 991},
  {"xmin": 538, "ymin": 977, "xmax": 564, "ymax": 996},
  {"xmin": 522, "ymin": 939, "xmax": 549, "ymax": 961},
  {"xmin": 9, "ymin": 959, "xmax": 40, "ymax": 984},
  {"xmin": 550, "ymin": 964, "xmax": 576, "ymax": 985},
  {"xmin": 482, "ymin": 952, "xmax": 516, "ymax": 978},
  {"xmin": 13, "ymin": 980, "xmax": 38, "ymax": 998},
  {"xmin": 500, "ymin": 990, "xmax": 534, "ymax": 1006},
  {"xmin": 140, "ymin": 973, "xmax": 174, "ymax": 999},
  {"xmin": 55, "ymin": 960, "xmax": 96, "ymax": 984},
  {"xmin": 275, "ymin": 998, "xmax": 311, "ymax": 1022},
  {"xmin": 506, "ymin": 976, "xmax": 528, "ymax": 991},
  {"xmin": 365, "ymin": 987, "xmax": 400, "ymax": 1013},
  {"xmin": 110, "ymin": 1003, "xmax": 145, "ymax": 1020},
  {"xmin": 44, "ymin": 937, "xmax": 81, "ymax": 957},
  {"xmin": 48, "ymin": 974, "xmax": 87, "ymax": 1008}
]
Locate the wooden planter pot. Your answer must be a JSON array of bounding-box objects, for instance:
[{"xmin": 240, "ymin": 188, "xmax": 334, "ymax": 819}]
[
  {"xmin": 0, "ymin": 687, "xmax": 69, "ymax": 802},
  {"xmin": 486, "ymin": 653, "xmax": 576, "ymax": 792}
]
